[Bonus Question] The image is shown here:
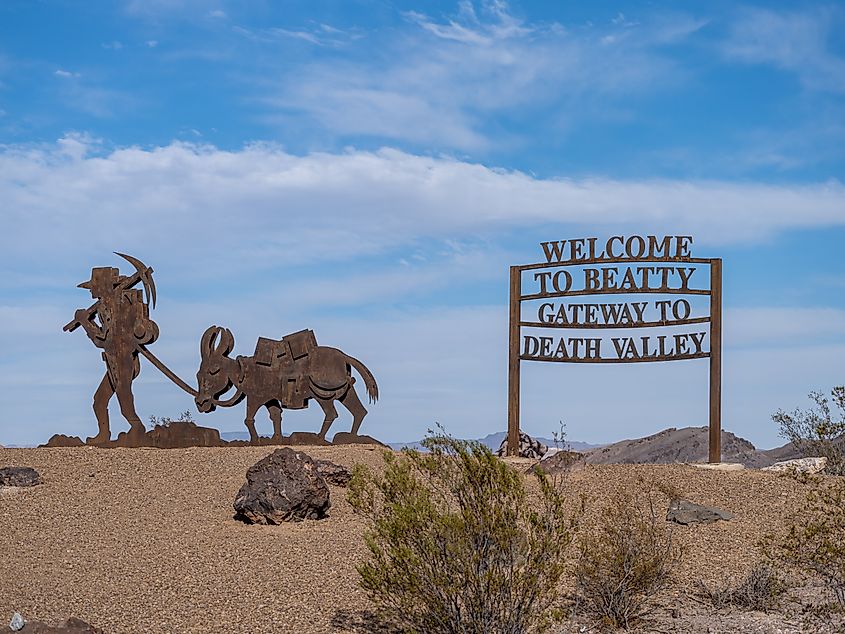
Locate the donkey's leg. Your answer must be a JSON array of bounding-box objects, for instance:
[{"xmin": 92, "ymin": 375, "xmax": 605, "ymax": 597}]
[
  {"xmin": 316, "ymin": 397, "xmax": 339, "ymax": 440},
  {"xmin": 266, "ymin": 401, "xmax": 283, "ymax": 442},
  {"xmin": 244, "ymin": 397, "xmax": 261, "ymax": 443},
  {"xmin": 339, "ymin": 386, "xmax": 368, "ymax": 436}
]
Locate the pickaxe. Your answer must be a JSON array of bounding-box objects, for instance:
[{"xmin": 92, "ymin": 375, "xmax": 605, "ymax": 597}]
[{"xmin": 63, "ymin": 252, "xmax": 156, "ymax": 332}]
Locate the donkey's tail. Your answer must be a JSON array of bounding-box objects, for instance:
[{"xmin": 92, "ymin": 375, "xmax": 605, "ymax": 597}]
[{"xmin": 346, "ymin": 354, "xmax": 379, "ymax": 403}]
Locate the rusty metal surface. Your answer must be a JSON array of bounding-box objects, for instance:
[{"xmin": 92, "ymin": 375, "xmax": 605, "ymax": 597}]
[
  {"xmin": 195, "ymin": 325, "xmax": 379, "ymax": 443},
  {"xmin": 506, "ymin": 235, "xmax": 722, "ymax": 461},
  {"xmin": 64, "ymin": 254, "xmax": 381, "ymax": 448},
  {"xmin": 64, "ymin": 253, "xmax": 159, "ymax": 445}
]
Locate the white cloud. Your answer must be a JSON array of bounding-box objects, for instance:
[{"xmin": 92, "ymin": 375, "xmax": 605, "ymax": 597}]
[
  {"xmin": 1, "ymin": 138, "xmax": 844, "ymax": 279},
  {"xmin": 146, "ymin": 40, "xmax": 159, "ymax": 48},
  {"xmin": 54, "ymin": 69, "xmax": 80, "ymax": 78},
  {"xmin": 722, "ymin": 7, "xmax": 845, "ymax": 93}
]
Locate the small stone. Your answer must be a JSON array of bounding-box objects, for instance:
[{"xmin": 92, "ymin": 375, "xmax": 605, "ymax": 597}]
[
  {"xmin": 763, "ymin": 457, "xmax": 827, "ymax": 475},
  {"xmin": 314, "ymin": 459, "xmax": 352, "ymax": 487},
  {"xmin": 0, "ymin": 467, "xmax": 41, "ymax": 488},
  {"xmin": 10, "ymin": 612, "xmax": 25, "ymax": 631}
]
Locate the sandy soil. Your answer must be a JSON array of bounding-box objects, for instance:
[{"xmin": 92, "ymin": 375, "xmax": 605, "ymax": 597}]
[{"xmin": 1, "ymin": 446, "xmax": 841, "ymax": 633}]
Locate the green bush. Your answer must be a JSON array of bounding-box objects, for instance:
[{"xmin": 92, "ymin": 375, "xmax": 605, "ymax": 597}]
[
  {"xmin": 347, "ymin": 433, "xmax": 578, "ymax": 634},
  {"xmin": 773, "ymin": 386, "xmax": 845, "ymax": 475},
  {"xmin": 773, "ymin": 479, "xmax": 845, "ymax": 608},
  {"xmin": 575, "ymin": 487, "xmax": 679, "ymax": 630}
]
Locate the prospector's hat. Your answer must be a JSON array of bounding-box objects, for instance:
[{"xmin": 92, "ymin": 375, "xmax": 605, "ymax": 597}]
[{"xmin": 77, "ymin": 267, "xmax": 124, "ymax": 292}]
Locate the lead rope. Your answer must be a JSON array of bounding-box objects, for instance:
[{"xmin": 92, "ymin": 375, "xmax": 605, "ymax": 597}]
[{"xmin": 137, "ymin": 344, "xmax": 245, "ymax": 406}]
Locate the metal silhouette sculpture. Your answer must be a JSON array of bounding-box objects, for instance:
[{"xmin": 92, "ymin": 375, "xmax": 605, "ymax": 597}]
[
  {"xmin": 195, "ymin": 325, "xmax": 379, "ymax": 442},
  {"xmin": 63, "ymin": 253, "xmax": 159, "ymax": 444}
]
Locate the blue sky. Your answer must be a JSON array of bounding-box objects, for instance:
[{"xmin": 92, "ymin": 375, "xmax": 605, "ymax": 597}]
[{"xmin": 1, "ymin": 1, "xmax": 843, "ymax": 447}]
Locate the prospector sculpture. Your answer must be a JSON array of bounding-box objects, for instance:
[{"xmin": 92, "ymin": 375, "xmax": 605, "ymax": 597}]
[
  {"xmin": 63, "ymin": 253, "xmax": 159, "ymax": 443},
  {"xmin": 61, "ymin": 253, "xmax": 381, "ymax": 447},
  {"xmin": 195, "ymin": 326, "xmax": 379, "ymax": 442}
]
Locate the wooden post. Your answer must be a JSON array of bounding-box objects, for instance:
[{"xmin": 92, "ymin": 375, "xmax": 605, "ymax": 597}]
[
  {"xmin": 507, "ymin": 266, "xmax": 521, "ymax": 456},
  {"xmin": 709, "ymin": 258, "xmax": 722, "ymax": 463}
]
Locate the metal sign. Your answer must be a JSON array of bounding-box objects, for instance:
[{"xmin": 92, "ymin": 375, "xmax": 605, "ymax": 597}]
[{"xmin": 507, "ymin": 235, "xmax": 722, "ymax": 461}]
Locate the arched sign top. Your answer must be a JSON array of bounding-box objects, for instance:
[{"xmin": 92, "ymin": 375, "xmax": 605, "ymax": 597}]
[{"xmin": 506, "ymin": 234, "xmax": 722, "ymax": 462}]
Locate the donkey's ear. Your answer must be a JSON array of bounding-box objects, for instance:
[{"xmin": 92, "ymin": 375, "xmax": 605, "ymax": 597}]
[
  {"xmin": 200, "ymin": 325, "xmax": 219, "ymax": 355},
  {"xmin": 217, "ymin": 327, "xmax": 235, "ymax": 356}
]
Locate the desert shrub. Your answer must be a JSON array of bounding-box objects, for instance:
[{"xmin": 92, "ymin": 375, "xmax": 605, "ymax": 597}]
[
  {"xmin": 347, "ymin": 432, "xmax": 578, "ymax": 634},
  {"xmin": 149, "ymin": 410, "xmax": 195, "ymax": 428},
  {"xmin": 698, "ymin": 563, "xmax": 786, "ymax": 612},
  {"xmin": 575, "ymin": 487, "xmax": 680, "ymax": 630},
  {"xmin": 772, "ymin": 479, "xmax": 845, "ymax": 608},
  {"xmin": 773, "ymin": 386, "xmax": 845, "ymax": 475}
]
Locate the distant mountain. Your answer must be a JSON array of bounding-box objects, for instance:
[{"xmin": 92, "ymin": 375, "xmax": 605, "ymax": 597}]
[{"xmin": 581, "ymin": 426, "xmax": 834, "ymax": 467}]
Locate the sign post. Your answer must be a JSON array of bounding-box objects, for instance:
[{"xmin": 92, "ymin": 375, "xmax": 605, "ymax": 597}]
[{"xmin": 506, "ymin": 235, "xmax": 723, "ymax": 462}]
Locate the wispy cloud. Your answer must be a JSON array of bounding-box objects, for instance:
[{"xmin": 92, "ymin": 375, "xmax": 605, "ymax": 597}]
[
  {"xmin": 721, "ymin": 6, "xmax": 845, "ymax": 93},
  {"xmin": 261, "ymin": 2, "xmax": 706, "ymax": 150},
  {"xmin": 233, "ymin": 22, "xmax": 362, "ymax": 48}
]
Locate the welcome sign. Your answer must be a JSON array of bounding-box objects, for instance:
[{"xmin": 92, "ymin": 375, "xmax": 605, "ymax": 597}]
[{"xmin": 506, "ymin": 235, "xmax": 722, "ymax": 461}]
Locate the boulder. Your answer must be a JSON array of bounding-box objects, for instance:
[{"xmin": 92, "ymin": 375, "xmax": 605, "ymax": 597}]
[
  {"xmin": 667, "ymin": 499, "xmax": 733, "ymax": 525},
  {"xmin": 762, "ymin": 457, "xmax": 827, "ymax": 475},
  {"xmin": 496, "ymin": 431, "xmax": 548, "ymax": 459},
  {"xmin": 529, "ymin": 450, "xmax": 586, "ymax": 475},
  {"xmin": 314, "ymin": 459, "xmax": 352, "ymax": 486},
  {"xmin": 234, "ymin": 448, "xmax": 330, "ymax": 523},
  {"xmin": 0, "ymin": 467, "xmax": 41, "ymax": 488}
]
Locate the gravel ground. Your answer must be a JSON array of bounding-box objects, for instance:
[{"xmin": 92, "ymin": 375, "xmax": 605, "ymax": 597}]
[{"xmin": 1, "ymin": 446, "xmax": 841, "ymax": 633}]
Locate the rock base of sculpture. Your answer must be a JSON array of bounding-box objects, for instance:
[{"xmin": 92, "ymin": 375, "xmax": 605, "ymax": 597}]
[
  {"xmin": 42, "ymin": 423, "xmax": 385, "ymax": 449},
  {"xmin": 331, "ymin": 432, "xmax": 387, "ymax": 447}
]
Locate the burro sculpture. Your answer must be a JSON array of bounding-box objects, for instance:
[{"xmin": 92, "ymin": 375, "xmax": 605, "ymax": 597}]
[
  {"xmin": 195, "ymin": 325, "xmax": 379, "ymax": 442},
  {"xmin": 63, "ymin": 253, "xmax": 159, "ymax": 444}
]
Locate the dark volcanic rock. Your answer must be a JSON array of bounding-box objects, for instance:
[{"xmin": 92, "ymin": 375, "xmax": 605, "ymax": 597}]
[
  {"xmin": 41, "ymin": 434, "xmax": 85, "ymax": 448},
  {"xmin": 0, "ymin": 466, "xmax": 41, "ymax": 487},
  {"xmin": 314, "ymin": 459, "xmax": 352, "ymax": 486},
  {"xmin": 667, "ymin": 499, "xmax": 733, "ymax": 525},
  {"xmin": 234, "ymin": 448, "xmax": 330, "ymax": 523},
  {"xmin": 496, "ymin": 431, "xmax": 548, "ymax": 459},
  {"xmin": 19, "ymin": 617, "xmax": 103, "ymax": 633}
]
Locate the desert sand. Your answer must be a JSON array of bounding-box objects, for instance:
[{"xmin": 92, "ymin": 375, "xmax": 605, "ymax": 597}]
[{"xmin": 0, "ymin": 445, "xmax": 839, "ymax": 633}]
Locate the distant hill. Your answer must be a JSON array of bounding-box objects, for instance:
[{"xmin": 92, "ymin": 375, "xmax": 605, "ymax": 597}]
[
  {"xmin": 388, "ymin": 431, "xmax": 602, "ymax": 453},
  {"xmin": 581, "ymin": 426, "xmax": 830, "ymax": 467},
  {"xmin": 214, "ymin": 427, "xmax": 838, "ymax": 468}
]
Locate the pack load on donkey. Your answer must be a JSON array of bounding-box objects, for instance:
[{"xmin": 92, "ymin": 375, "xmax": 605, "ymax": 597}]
[{"xmin": 253, "ymin": 329, "xmax": 318, "ymax": 409}]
